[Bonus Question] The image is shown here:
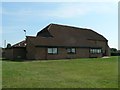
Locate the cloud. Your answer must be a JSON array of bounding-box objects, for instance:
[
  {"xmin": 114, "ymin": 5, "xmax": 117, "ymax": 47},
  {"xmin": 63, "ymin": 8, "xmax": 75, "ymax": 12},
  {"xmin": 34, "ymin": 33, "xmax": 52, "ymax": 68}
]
[
  {"xmin": 49, "ymin": 4, "xmax": 89, "ymax": 18},
  {"xmin": 2, "ymin": 8, "xmax": 32, "ymax": 16},
  {"xmin": 48, "ymin": 3, "xmax": 116, "ymax": 18},
  {"xmin": 2, "ymin": 2, "xmax": 116, "ymax": 19}
]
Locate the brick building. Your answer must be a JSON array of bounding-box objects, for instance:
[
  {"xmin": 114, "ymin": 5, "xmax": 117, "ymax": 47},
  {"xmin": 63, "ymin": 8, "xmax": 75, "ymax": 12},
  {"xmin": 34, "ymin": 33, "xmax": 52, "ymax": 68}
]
[{"xmin": 4, "ymin": 23, "xmax": 110, "ymax": 60}]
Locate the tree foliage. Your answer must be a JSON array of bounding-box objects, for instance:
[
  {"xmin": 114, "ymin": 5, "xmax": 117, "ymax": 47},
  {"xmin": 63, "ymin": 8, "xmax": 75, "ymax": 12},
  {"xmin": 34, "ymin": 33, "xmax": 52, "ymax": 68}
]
[
  {"xmin": 110, "ymin": 48, "xmax": 120, "ymax": 56},
  {"xmin": 7, "ymin": 43, "xmax": 11, "ymax": 48}
]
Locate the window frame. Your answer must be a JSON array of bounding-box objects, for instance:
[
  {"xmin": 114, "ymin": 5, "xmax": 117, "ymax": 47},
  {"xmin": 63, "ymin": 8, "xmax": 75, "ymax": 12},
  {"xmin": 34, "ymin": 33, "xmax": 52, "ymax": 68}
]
[
  {"xmin": 67, "ymin": 48, "xmax": 76, "ymax": 54},
  {"xmin": 48, "ymin": 48, "xmax": 58, "ymax": 54},
  {"xmin": 90, "ymin": 48, "xmax": 102, "ymax": 54}
]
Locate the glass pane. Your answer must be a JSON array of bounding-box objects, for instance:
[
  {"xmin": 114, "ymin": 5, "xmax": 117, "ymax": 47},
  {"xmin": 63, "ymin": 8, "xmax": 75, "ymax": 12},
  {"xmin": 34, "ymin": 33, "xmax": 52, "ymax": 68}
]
[
  {"xmin": 72, "ymin": 48, "xmax": 75, "ymax": 53},
  {"xmin": 99, "ymin": 49, "xmax": 100, "ymax": 53},
  {"xmin": 95, "ymin": 49, "xmax": 97, "ymax": 53},
  {"xmin": 48, "ymin": 48, "xmax": 52, "ymax": 53},
  {"xmin": 67, "ymin": 48, "xmax": 71, "ymax": 53},
  {"xmin": 53, "ymin": 48, "xmax": 57, "ymax": 54},
  {"xmin": 96, "ymin": 49, "xmax": 98, "ymax": 53},
  {"xmin": 90, "ymin": 49, "xmax": 92, "ymax": 53},
  {"xmin": 97, "ymin": 49, "xmax": 99, "ymax": 53},
  {"xmin": 92, "ymin": 49, "xmax": 94, "ymax": 53}
]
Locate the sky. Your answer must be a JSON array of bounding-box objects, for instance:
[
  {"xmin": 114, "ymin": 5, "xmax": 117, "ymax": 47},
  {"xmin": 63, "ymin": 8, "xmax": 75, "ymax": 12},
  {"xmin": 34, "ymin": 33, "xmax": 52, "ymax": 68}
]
[{"xmin": 1, "ymin": 1, "xmax": 118, "ymax": 49}]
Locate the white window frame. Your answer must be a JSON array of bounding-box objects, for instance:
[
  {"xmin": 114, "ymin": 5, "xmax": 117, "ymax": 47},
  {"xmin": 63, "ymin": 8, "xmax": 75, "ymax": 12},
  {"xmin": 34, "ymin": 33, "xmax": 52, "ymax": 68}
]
[{"xmin": 48, "ymin": 48, "xmax": 58, "ymax": 54}]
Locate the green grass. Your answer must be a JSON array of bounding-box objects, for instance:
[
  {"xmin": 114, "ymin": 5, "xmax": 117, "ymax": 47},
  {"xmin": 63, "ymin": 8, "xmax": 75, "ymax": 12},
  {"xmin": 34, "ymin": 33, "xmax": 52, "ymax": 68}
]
[{"xmin": 2, "ymin": 57, "xmax": 118, "ymax": 88}]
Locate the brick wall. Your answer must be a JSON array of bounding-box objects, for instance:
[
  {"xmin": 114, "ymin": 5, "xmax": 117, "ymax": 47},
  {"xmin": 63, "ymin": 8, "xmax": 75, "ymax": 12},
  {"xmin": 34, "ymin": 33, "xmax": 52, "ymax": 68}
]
[
  {"xmin": 4, "ymin": 48, "xmax": 13, "ymax": 59},
  {"xmin": 13, "ymin": 48, "xmax": 26, "ymax": 59},
  {"xmin": 34, "ymin": 47, "xmax": 102, "ymax": 60},
  {"xmin": 4, "ymin": 48, "xmax": 26, "ymax": 59}
]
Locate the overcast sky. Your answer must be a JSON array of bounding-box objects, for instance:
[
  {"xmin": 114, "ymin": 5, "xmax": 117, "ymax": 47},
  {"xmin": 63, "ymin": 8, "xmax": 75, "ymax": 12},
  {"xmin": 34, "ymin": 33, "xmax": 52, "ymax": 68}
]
[{"xmin": 1, "ymin": 1, "xmax": 118, "ymax": 49}]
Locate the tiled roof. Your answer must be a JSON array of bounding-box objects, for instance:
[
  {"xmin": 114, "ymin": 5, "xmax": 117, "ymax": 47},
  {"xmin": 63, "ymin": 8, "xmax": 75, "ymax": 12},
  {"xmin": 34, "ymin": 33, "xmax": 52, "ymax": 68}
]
[{"xmin": 27, "ymin": 23, "xmax": 108, "ymax": 48}]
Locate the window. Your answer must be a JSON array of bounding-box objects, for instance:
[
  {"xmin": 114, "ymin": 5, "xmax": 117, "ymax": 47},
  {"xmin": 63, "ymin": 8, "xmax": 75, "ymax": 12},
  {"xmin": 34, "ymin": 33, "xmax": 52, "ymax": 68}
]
[
  {"xmin": 48, "ymin": 48, "xmax": 58, "ymax": 54},
  {"xmin": 90, "ymin": 48, "xmax": 102, "ymax": 54},
  {"xmin": 67, "ymin": 48, "xmax": 76, "ymax": 54}
]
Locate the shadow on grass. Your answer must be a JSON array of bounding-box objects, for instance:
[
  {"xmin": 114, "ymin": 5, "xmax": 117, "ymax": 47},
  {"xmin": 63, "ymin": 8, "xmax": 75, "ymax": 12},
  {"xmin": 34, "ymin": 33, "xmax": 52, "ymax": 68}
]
[
  {"xmin": 2, "ymin": 58, "xmax": 25, "ymax": 62},
  {"xmin": 2, "ymin": 58, "xmax": 48, "ymax": 62}
]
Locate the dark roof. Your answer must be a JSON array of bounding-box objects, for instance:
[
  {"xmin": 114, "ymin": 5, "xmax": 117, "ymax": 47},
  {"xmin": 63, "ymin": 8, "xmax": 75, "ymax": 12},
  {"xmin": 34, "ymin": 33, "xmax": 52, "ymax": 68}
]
[
  {"xmin": 27, "ymin": 23, "xmax": 108, "ymax": 48},
  {"xmin": 37, "ymin": 23, "xmax": 107, "ymax": 40}
]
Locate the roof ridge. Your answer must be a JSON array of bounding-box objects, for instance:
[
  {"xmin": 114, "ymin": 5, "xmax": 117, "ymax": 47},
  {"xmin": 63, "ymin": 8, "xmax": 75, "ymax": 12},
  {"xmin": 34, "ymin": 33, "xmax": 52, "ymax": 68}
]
[
  {"xmin": 47, "ymin": 24, "xmax": 52, "ymax": 31},
  {"xmin": 26, "ymin": 36, "xmax": 36, "ymax": 38},
  {"xmin": 50, "ymin": 23, "xmax": 92, "ymax": 31}
]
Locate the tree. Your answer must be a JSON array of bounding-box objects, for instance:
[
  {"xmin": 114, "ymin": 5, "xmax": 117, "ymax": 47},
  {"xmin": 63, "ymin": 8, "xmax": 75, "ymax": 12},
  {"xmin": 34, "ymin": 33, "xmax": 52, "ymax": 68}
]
[
  {"xmin": 7, "ymin": 43, "xmax": 11, "ymax": 48},
  {"xmin": 110, "ymin": 48, "xmax": 119, "ymax": 56},
  {"xmin": 117, "ymin": 50, "xmax": 120, "ymax": 56}
]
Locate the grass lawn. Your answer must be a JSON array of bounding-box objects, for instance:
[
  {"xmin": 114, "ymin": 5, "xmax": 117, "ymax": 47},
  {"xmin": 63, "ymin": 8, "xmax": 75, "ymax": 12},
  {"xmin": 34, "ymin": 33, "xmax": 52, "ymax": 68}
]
[{"xmin": 2, "ymin": 56, "xmax": 118, "ymax": 88}]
